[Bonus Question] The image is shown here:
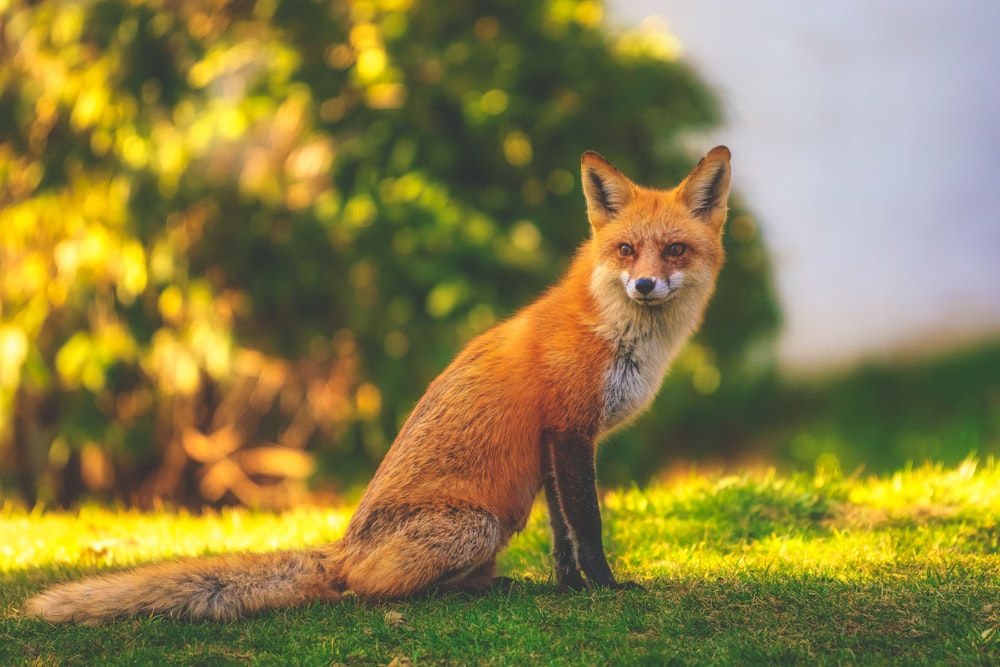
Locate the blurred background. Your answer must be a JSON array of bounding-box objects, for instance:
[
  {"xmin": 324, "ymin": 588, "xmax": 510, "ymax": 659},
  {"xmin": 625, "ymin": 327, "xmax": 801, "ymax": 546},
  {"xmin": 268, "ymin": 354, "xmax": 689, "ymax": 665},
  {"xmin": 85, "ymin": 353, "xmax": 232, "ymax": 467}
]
[
  {"xmin": 612, "ymin": 0, "xmax": 1000, "ymax": 370},
  {"xmin": 0, "ymin": 0, "xmax": 996, "ymax": 509}
]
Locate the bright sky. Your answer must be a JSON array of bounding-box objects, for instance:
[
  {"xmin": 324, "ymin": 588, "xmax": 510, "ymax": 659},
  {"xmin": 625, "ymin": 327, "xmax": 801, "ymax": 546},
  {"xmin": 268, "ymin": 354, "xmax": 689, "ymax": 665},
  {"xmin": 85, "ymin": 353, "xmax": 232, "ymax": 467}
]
[{"xmin": 608, "ymin": 0, "xmax": 1000, "ymax": 369}]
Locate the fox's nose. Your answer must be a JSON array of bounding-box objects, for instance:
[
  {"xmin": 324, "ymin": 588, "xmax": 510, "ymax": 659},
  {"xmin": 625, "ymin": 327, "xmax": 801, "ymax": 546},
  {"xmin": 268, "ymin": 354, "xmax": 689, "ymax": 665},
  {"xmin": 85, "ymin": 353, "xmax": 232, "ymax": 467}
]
[{"xmin": 634, "ymin": 278, "xmax": 656, "ymax": 295}]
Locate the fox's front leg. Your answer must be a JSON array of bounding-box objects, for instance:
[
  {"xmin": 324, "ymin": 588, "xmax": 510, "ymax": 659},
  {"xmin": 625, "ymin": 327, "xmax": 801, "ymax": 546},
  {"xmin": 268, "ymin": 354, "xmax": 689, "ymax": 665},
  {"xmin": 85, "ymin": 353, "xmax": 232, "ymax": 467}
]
[
  {"xmin": 543, "ymin": 471, "xmax": 586, "ymax": 590},
  {"xmin": 545, "ymin": 431, "xmax": 636, "ymax": 589}
]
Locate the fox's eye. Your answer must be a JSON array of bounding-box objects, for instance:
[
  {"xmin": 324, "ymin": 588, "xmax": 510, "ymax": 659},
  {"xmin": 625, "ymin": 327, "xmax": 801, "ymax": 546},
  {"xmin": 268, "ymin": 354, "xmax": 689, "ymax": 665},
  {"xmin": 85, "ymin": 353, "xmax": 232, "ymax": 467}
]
[
  {"xmin": 618, "ymin": 243, "xmax": 634, "ymax": 257},
  {"xmin": 666, "ymin": 242, "xmax": 686, "ymax": 257}
]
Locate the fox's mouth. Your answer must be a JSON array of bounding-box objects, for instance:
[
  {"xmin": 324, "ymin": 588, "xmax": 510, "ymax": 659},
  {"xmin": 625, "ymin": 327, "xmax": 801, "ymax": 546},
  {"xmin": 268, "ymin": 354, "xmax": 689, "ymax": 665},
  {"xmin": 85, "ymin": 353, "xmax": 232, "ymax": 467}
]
[{"xmin": 632, "ymin": 291, "xmax": 674, "ymax": 307}]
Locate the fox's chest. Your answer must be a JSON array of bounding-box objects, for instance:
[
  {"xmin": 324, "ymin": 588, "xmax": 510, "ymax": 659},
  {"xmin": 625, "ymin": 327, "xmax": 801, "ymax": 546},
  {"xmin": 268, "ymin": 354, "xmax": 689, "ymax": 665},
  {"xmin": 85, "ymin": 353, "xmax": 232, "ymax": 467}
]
[{"xmin": 600, "ymin": 324, "xmax": 677, "ymax": 434}]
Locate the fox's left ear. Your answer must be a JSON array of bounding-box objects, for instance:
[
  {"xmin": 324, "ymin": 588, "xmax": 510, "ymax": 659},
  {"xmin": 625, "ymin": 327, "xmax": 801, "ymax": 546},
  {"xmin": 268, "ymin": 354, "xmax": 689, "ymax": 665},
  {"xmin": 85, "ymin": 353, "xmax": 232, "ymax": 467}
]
[
  {"xmin": 677, "ymin": 146, "xmax": 732, "ymax": 233},
  {"xmin": 581, "ymin": 151, "xmax": 636, "ymax": 231}
]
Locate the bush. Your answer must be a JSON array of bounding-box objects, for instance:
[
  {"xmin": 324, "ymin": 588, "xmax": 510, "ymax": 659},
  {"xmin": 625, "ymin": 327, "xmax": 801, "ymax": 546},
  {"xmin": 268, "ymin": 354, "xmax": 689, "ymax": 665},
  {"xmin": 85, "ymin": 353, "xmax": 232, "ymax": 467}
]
[{"xmin": 0, "ymin": 0, "xmax": 778, "ymax": 506}]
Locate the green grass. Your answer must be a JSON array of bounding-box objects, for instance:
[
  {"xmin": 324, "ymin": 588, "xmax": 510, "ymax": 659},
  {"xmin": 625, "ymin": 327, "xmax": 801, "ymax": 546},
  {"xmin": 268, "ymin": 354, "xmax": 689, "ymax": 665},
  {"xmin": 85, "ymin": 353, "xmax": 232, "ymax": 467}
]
[{"xmin": 3, "ymin": 459, "xmax": 1000, "ymax": 665}]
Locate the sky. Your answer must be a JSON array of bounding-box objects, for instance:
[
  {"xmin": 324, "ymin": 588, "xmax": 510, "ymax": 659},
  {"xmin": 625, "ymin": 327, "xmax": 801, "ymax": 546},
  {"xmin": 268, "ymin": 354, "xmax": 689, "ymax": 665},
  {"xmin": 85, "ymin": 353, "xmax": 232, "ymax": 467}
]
[{"xmin": 608, "ymin": 0, "xmax": 1000, "ymax": 370}]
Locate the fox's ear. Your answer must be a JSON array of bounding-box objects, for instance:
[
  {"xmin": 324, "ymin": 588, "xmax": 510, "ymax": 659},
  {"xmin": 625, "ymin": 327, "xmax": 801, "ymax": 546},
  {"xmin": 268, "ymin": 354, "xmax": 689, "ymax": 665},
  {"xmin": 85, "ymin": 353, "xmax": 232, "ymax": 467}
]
[
  {"xmin": 581, "ymin": 151, "xmax": 636, "ymax": 231},
  {"xmin": 677, "ymin": 145, "xmax": 731, "ymax": 232}
]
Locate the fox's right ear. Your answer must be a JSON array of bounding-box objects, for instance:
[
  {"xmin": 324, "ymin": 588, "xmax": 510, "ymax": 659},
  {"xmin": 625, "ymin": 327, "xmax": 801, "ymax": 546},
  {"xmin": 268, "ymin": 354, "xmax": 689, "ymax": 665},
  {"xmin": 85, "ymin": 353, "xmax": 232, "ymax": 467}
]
[
  {"xmin": 677, "ymin": 145, "xmax": 732, "ymax": 233},
  {"xmin": 581, "ymin": 151, "xmax": 636, "ymax": 231}
]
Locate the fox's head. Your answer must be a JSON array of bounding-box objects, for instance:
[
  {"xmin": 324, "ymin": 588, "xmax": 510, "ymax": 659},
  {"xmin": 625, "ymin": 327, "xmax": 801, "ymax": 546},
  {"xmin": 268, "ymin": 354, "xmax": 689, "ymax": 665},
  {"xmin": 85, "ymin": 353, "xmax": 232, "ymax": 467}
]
[{"xmin": 581, "ymin": 147, "xmax": 731, "ymax": 309}]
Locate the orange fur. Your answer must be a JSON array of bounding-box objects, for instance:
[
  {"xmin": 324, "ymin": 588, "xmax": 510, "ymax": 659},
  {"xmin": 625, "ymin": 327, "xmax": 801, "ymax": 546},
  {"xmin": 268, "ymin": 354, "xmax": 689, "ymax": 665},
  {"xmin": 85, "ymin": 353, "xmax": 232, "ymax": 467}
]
[{"xmin": 25, "ymin": 147, "xmax": 732, "ymax": 623}]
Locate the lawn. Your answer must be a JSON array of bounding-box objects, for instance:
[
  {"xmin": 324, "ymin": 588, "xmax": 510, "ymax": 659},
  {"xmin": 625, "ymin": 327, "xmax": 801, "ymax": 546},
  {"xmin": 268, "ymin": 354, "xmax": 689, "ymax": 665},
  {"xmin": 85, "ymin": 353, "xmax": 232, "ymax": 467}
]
[{"xmin": 3, "ymin": 459, "xmax": 999, "ymax": 665}]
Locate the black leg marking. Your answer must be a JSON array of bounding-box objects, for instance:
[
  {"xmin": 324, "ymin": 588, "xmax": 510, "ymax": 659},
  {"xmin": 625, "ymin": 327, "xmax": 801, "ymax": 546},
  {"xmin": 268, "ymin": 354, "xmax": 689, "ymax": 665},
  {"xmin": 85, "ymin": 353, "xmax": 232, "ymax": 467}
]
[{"xmin": 546, "ymin": 431, "xmax": 633, "ymax": 589}]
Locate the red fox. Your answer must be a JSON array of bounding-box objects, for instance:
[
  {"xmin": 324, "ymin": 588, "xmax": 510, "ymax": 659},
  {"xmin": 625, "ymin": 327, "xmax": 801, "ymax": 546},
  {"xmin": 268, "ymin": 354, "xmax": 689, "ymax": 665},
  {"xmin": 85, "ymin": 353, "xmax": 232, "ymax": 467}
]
[{"xmin": 25, "ymin": 146, "xmax": 732, "ymax": 624}]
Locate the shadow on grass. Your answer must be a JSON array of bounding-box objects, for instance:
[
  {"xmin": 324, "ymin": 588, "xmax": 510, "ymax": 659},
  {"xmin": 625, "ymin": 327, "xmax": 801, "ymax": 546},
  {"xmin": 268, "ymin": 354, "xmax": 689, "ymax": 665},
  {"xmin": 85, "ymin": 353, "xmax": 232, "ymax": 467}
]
[{"xmin": 5, "ymin": 566, "xmax": 1000, "ymax": 666}]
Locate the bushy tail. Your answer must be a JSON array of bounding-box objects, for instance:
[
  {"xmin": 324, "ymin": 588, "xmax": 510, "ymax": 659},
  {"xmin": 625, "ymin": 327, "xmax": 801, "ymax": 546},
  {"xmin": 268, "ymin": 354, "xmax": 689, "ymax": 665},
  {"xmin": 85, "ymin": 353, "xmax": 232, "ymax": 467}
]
[{"xmin": 24, "ymin": 546, "xmax": 345, "ymax": 625}]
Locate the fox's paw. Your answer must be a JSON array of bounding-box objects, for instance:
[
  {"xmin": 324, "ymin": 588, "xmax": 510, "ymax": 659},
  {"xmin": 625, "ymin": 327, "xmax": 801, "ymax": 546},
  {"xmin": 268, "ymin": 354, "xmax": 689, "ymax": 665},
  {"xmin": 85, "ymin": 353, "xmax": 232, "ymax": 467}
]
[{"xmin": 556, "ymin": 570, "xmax": 587, "ymax": 592}]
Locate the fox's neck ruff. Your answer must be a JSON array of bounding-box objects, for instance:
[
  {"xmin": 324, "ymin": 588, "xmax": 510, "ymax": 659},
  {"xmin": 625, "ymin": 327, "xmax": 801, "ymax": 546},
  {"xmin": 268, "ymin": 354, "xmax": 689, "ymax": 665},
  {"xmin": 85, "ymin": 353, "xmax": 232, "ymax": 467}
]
[{"xmin": 589, "ymin": 262, "xmax": 713, "ymax": 435}]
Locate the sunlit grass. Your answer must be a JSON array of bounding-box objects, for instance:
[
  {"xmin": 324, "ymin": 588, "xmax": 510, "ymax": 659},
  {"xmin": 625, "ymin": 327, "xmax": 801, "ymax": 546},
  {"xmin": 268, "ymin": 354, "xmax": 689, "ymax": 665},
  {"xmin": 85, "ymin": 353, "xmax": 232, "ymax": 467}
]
[
  {"xmin": 504, "ymin": 458, "xmax": 1000, "ymax": 584},
  {"xmin": 3, "ymin": 459, "xmax": 1000, "ymax": 664},
  {"xmin": 0, "ymin": 505, "xmax": 352, "ymax": 574}
]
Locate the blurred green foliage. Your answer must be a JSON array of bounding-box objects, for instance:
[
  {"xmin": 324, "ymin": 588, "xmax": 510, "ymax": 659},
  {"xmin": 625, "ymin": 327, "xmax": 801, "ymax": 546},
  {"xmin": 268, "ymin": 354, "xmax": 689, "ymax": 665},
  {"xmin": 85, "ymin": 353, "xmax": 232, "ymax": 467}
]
[
  {"xmin": 772, "ymin": 342, "xmax": 1000, "ymax": 474},
  {"xmin": 638, "ymin": 340, "xmax": 1000, "ymax": 481},
  {"xmin": 0, "ymin": 0, "xmax": 778, "ymax": 507}
]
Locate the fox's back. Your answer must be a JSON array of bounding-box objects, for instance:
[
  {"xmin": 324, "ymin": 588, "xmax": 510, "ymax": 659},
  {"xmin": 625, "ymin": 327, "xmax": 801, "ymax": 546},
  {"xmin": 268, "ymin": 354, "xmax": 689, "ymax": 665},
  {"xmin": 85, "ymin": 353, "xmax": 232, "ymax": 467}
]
[{"xmin": 347, "ymin": 276, "xmax": 614, "ymax": 536}]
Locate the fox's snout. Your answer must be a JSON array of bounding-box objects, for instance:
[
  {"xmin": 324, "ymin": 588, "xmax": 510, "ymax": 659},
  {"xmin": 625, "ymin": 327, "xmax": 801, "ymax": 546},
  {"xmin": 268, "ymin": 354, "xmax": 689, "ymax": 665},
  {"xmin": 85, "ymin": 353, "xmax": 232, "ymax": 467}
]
[{"xmin": 622, "ymin": 272, "xmax": 682, "ymax": 305}]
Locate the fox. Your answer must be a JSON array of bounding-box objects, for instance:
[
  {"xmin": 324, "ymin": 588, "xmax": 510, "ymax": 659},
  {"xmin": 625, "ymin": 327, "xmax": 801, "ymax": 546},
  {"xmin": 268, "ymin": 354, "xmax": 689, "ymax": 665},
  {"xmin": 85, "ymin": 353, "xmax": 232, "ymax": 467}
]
[{"xmin": 25, "ymin": 146, "xmax": 732, "ymax": 624}]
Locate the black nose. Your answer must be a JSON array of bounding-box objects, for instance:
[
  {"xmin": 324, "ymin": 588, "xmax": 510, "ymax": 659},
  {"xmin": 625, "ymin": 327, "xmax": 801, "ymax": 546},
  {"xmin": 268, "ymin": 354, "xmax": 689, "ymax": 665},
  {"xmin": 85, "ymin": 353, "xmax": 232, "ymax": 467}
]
[{"xmin": 635, "ymin": 278, "xmax": 655, "ymax": 295}]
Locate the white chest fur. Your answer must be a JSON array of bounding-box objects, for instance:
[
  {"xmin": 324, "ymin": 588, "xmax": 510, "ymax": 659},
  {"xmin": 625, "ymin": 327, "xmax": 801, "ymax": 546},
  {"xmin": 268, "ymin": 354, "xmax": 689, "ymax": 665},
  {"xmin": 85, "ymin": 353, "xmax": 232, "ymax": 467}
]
[
  {"xmin": 588, "ymin": 261, "xmax": 713, "ymax": 437},
  {"xmin": 596, "ymin": 293, "xmax": 707, "ymax": 436},
  {"xmin": 600, "ymin": 317, "xmax": 675, "ymax": 432}
]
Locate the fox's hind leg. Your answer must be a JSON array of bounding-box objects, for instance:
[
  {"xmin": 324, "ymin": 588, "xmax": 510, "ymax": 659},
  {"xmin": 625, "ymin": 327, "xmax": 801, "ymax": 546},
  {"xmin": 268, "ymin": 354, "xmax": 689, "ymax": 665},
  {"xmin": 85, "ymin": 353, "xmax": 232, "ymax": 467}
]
[
  {"xmin": 448, "ymin": 559, "xmax": 521, "ymax": 595},
  {"xmin": 343, "ymin": 501, "xmax": 505, "ymax": 601}
]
